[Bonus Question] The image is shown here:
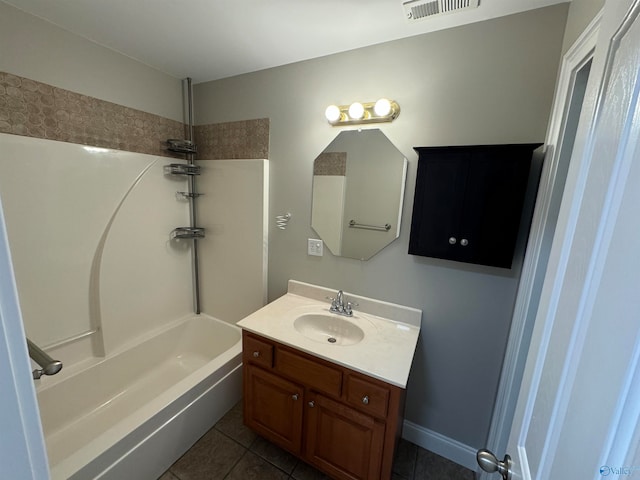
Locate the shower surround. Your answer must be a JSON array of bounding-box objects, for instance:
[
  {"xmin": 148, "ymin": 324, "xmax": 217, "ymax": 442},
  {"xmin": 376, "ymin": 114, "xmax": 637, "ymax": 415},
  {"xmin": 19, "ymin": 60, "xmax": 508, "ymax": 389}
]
[{"xmin": 0, "ymin": 73, "xmax": 269, "ymax": 478}]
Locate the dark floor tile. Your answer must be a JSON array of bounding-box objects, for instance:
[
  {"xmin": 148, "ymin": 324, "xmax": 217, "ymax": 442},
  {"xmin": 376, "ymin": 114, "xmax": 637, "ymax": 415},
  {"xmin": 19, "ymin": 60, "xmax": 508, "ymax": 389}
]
[
  {"xmin": 214, "ymin": 400, "xmax": 257, "ymax": 447},
  {"xmin": 291, "ymin": 460, "xmax": 332, "ymax": 480},
  {"xmin": 157, "ymin": 471, "xmax": 179, "ymax": 480},
  {"xmin": 392, "ymin": 437, "xmax": 418, "ymax": 479},
  {"xmin": 214, "ymin": 400, "xmax": 258, "ymax": 447},
  {"xmin": 165, "ymin": 401, "xmax": 475, "ymax": 480},
  {"xmin": 169, "ymin": 428, "xmax": 245, "ymax": 480},
  {"xmin": 414, "ymin": 448, "xmax": 475, "ymax": 480},
  {"xmin": 249, "ymin": 435, "xmax": 298, "ymax": 474},
  {"xmin": 225, "ymin": 450, "xmax": 289, "ymax": 480}
]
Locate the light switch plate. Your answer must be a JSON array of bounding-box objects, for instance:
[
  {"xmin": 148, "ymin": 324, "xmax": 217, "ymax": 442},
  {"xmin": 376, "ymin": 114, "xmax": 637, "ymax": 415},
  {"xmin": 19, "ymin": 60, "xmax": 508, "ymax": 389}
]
[{"xmin": 308, "ymin": 238, "xmax": 323, "ymax": 256}]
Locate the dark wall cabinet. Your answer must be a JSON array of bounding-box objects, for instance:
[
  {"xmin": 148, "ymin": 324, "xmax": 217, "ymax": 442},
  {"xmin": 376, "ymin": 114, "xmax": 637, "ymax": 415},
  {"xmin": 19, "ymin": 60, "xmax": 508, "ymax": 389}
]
[{"xmin": 408, "ymin": 144, "xmax": 542, "ymax": 268}]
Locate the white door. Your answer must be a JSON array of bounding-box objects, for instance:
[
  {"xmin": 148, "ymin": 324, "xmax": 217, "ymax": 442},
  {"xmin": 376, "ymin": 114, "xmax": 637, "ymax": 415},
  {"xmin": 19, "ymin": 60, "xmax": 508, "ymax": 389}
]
[
  {"xmin": 479, "ymin": 0, "xmax": 640, "ymax": 478},
  {"xmin": 0, "ymin": 196, "xmax": 50, "ymax": 478}
]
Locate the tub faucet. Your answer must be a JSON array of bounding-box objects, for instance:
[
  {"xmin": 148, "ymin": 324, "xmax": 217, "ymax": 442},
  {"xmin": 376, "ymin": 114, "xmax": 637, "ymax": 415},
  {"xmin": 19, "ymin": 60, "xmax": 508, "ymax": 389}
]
[
  {"xmin": 27, "ymin": 338, "xmax": 62, "ymax": 380},
  {"xmin": 328, "ymin": 290, "xmax": 358, "ymax": 317}
]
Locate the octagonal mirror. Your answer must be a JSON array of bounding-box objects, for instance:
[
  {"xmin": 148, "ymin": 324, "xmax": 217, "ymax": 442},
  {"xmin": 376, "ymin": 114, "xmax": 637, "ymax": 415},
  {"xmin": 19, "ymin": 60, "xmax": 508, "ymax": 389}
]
[{"xmin": 311, "ymin": 129, "xmax": 407, "ymax": 260}]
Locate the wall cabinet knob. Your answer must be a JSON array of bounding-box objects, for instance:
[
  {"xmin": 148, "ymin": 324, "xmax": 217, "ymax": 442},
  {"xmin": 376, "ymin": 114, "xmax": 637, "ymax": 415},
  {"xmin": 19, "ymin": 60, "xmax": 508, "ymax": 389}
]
[
  {"xmin": 362, "ymin": 395, "xmax": 369, "ymax": 405},
  {"xmin": 460, "ymin": 238, "xmax": 469, "ymax": 246},
  {"xmin": 308, "ymin": 401, "xmax": 315, "ymax": 408},
  {"xmin": 449, "ymin": 237, "xmax": 457, "ymax": 245},
  {"xmin": 292, "ymin": 393, "xmax": 299, "ymax": 401},
  {"xmin": 253, "ymin": 351, "xmax": 260, "ymax": 357}
]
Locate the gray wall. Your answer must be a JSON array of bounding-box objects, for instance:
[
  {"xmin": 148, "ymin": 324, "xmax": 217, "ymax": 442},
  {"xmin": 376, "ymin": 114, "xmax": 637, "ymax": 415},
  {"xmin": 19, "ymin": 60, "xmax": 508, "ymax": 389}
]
[
  {"xmin": 195, "ymin": 5, "xmax": 568, "ymax": 449},
  {"xmin": 0, "ymin": 2, "xmax": 183, "ymax": 122},
  {"xmin": 562, "ymin": 0, "xmax": 605, "ymax": 53}
]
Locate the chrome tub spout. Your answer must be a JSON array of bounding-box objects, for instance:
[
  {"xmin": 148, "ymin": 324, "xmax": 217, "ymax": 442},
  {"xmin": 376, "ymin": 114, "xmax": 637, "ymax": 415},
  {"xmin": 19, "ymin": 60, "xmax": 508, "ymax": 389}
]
[{"xmin": 27, "ymin": 338, "xmax": 62, "ymax": 379}]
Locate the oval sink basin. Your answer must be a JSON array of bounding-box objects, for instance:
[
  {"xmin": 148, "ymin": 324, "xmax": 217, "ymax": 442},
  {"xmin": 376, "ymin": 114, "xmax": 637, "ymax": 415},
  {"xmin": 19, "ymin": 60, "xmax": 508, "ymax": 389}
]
[{"xmin": 294, "ymin": 313, "xmax": 365, "ymax": 346}]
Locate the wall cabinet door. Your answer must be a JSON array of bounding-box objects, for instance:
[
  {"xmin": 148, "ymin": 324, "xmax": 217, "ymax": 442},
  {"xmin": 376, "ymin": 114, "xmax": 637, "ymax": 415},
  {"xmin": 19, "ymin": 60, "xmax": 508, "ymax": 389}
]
[
  {"xmin": 409, "ymin": 144, "xmax": 541, "ymax": 268},
  {"xmin": 244, "ymin": 364, "xmax": 304, "ymax": 454},
  {"xmin": 408, "ymin": 151, "xmax": 470, "ymax": 261},
  {"xmin": 305, "ymin": 392, "xmax": 385, "ymax": 480}
]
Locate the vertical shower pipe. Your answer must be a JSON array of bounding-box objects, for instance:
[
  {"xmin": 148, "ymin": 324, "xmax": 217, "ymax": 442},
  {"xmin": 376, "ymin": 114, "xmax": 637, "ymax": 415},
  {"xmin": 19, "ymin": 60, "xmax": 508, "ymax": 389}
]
[{"xmin": 186, "ymin": 78, "xmax": 201, "ymax": 314}]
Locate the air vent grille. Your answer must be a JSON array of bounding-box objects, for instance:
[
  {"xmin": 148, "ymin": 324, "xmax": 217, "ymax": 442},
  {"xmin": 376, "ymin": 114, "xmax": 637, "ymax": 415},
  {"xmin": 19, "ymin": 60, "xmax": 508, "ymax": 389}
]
[{"xmin": 403, "ymin": 0, "xmax": 479, "ymax": 21}]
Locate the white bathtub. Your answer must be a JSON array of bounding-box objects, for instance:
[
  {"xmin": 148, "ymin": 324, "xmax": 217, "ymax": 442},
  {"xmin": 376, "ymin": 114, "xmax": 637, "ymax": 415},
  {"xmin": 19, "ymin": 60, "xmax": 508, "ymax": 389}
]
[{"xmin": 36, "ymin": 314, "xmax": 242, "ymax": 480}]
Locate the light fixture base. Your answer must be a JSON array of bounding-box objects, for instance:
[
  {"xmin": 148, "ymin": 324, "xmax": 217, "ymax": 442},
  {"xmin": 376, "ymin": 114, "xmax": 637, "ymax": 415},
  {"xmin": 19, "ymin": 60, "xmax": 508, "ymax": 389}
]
[{"xmin": 325, "ymin": 99, "xmax": 400, "ymax": 126}]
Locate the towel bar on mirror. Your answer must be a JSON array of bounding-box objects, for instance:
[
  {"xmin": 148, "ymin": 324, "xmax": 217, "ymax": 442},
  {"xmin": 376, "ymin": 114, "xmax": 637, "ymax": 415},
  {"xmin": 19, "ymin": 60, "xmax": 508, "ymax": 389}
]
[{"xmin": 348, "ymin": 220, "xmax": 391, "ymax": 232}]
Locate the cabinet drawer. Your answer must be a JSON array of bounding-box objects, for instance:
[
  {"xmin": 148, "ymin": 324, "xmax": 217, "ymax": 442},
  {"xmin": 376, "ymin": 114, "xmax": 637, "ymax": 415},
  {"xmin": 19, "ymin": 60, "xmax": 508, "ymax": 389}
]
[
  {"xmin": 276, "ymin": 347, "xmax": 342, "ymax": 397},
  {"xmin": 243, "ymin": 333, "xmax": 274, "ymax": 369},
  {"xmin": 345, "ymin": 374, "xmax": 389, "ymax": 419}
]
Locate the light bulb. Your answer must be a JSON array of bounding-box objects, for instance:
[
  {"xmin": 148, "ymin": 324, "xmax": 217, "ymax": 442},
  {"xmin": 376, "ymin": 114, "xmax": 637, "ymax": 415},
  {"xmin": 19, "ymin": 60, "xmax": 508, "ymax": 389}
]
[
  {"xmin": 325, "ymin": 105, "xmax": 341, "ymax": 123},
  {"xmin": 348, "ymin": 102, "xmax": 365, "ymax": 120},
  {"xmin": 374, "ymin": 98, "xmax": 392, "ymax": 117}
]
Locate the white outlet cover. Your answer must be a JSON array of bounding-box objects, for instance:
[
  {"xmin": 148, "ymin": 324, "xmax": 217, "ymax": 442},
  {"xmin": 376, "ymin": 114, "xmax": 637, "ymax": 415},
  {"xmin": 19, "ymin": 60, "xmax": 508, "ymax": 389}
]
[{"xmin": 308, "ymin": 238, "xmax": 323, "ymax": 256}]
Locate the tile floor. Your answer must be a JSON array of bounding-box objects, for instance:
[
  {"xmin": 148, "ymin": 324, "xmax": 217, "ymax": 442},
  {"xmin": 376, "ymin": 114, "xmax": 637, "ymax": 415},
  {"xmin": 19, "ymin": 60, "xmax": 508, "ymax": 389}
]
[{"xmin": 159, "ymin": 402, "xmax": 476, "ymax": 480}]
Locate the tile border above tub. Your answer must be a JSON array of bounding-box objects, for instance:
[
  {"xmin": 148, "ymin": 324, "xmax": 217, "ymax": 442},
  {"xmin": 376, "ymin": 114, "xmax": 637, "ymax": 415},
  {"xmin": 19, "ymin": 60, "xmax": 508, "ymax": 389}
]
[
  {"xmin": 194, "ymin": 118, "xmax": 270, "ymax": 160},
  {"xmin": 0, "ymin": 71, "xmax": 186, "ymax": 158},
  {"xmin": 313, "ymin": 151, "xmax": 346, "ymax": 176},
  {"xmin": 0, "ymin": 72, "xmax": 270, "ymax": 160}
]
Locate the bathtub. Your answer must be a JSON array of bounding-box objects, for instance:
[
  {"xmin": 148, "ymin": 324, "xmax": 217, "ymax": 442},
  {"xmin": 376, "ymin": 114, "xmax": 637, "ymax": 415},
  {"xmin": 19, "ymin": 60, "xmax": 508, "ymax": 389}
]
[{"xmin": 35, "ymin": 314, "xmax": 242, "ymax": 480}]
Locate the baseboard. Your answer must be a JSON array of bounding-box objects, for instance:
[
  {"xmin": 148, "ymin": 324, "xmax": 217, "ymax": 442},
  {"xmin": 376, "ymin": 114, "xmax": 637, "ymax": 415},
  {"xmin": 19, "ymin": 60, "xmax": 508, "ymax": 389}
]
[{"xmin": 402, "ymin": 420, "xmax": 479, "ymax": 473}]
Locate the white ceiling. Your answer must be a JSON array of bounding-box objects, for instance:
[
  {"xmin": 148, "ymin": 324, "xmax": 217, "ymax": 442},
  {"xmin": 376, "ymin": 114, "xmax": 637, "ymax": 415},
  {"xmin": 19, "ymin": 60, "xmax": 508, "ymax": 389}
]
[{"xmin": 4, "ymin": 0, "xmax": 567, "ymax": 84}]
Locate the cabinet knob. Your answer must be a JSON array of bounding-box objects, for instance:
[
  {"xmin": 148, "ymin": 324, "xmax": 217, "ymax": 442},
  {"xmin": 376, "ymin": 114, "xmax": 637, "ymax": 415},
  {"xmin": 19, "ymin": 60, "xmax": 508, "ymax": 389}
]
[
  {"xmin": 460, "ymin": 238, "xmax": 469, "ymax": 246},
  {"xmin": 308, "ymin": 401, "xmax": 315, "ymax": 408},
  {"xmin": 449, "ymin": 237, "xmax": 457, "ymax": 245},
  {"xmin": 362, "ymin": 395, "xmax": 369, "ymax": 405},
  {"xmin": 292, "ymin": 393, "xmax": 299, "ymax": 401},
  {"xmin": 253, "ymin": 351, "xmax": 260, "ymax": 358}
]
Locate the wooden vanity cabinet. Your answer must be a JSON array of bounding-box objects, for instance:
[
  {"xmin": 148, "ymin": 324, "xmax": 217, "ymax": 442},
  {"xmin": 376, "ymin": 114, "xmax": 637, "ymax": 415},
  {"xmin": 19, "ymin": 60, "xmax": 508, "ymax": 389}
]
[{"xmin": 242, "ymin": 331, "xmax": 405, "ymax": 480}]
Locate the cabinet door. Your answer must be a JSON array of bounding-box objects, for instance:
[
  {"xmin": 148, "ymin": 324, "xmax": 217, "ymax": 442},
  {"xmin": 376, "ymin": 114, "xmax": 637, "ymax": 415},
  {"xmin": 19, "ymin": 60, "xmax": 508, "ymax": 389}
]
[
  {"xmin": 408, "ymin": 151, "xmax": 469, "ymax": 260},
  {"xmin": 305, "ymin": 392, "xmax": 385, "ymax": 480},
  {"xmin": 460, "ymin": 147, "xmax": 532, "ymax": 267},
  {"xmin": 244, "ymin": 365, "xmax": 304, "ymax": 454}
]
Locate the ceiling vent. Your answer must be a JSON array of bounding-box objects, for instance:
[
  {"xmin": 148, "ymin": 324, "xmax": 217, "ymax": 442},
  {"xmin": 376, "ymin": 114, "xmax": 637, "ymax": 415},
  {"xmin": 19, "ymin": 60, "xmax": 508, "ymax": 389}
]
[{"xmin": 402, "ymin": 0, "xmax": 479, "ymax": 22}]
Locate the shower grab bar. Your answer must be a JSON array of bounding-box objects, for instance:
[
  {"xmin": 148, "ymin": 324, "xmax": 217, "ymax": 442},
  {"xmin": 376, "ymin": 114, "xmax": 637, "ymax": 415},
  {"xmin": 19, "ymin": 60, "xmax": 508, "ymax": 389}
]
[
  {"xmin": 26, "ymin": 338, "xmax": 63, "ymax": 380},
  {"xmin": 43, "ymin": 328, "xmax": 98, "ymax": 350},
  {"xmin": 349, "ymin": 220, "xmax": 391, "ymax": 232}
]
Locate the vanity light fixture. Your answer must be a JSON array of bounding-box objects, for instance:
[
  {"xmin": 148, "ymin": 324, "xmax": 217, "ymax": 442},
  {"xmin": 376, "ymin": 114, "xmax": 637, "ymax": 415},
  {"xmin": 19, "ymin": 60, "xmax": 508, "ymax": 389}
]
[{"xmin": 325, "ymin": 98, "xmax": 400, "ymax": 126}]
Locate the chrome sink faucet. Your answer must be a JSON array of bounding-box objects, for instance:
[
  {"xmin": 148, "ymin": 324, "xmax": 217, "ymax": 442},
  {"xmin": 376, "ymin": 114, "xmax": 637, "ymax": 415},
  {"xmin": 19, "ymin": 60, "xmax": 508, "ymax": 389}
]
[
  {"xmin": 327, "ymin": 290, "xmax": 358, "ymax": 317},
  {"xmin": 336, "ymin": 289, "xmax": 344, "ymax": 309}
]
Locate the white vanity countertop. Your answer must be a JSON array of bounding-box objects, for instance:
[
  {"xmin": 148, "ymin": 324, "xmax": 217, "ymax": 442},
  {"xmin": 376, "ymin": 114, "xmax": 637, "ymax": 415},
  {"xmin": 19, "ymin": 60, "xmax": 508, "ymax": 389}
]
[{"xmin": 237, "ymin": 280, "xmax": 422, "ymax": 388}]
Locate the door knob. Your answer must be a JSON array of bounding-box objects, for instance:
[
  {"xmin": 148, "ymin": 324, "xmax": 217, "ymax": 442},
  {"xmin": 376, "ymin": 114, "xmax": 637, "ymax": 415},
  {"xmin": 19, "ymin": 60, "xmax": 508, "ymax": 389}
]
[{"xmin": 477, "ymin": 449, "xmax": 512, "ymax": 480}]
